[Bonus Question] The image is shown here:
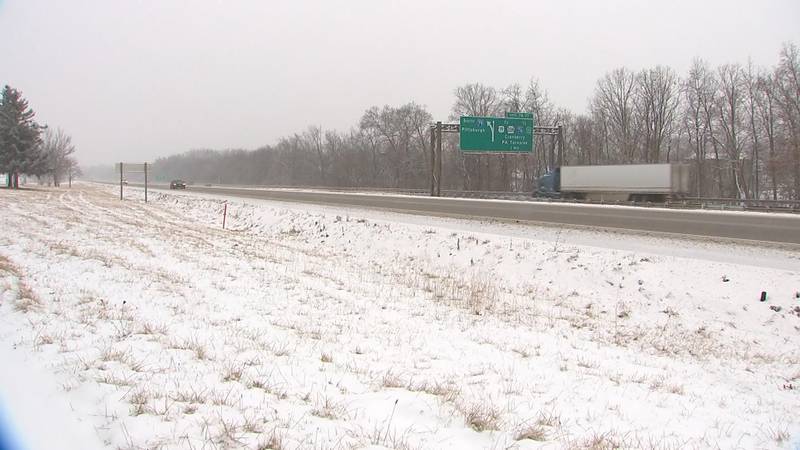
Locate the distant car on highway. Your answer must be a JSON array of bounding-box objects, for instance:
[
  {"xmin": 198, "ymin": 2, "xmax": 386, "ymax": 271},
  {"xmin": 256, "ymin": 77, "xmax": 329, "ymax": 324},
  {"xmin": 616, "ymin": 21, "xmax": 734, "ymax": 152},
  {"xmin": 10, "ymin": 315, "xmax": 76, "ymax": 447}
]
[{"xmin": 170, "ymin": 179, "xmax": 187, "ymax": 189}]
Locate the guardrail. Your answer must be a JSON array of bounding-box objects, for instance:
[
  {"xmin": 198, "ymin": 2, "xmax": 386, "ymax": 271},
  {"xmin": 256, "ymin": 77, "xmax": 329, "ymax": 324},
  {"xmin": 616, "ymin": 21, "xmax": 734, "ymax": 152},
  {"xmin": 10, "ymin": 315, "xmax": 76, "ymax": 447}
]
[
  {"xmin": 438, "ymin": 191, "xmax": 800, "ymax": 213},
  {"xmin": 664, "ymin": 197, "xmax": 800, "ymax": 213}
]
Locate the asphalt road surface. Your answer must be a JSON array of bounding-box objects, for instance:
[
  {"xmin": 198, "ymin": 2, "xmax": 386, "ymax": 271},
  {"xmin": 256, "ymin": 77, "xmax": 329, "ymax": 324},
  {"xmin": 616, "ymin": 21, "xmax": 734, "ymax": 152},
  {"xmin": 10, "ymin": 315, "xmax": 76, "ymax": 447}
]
[{"xmin": 141, "ymin": 184, "xmax": 800, "ymax": 244}]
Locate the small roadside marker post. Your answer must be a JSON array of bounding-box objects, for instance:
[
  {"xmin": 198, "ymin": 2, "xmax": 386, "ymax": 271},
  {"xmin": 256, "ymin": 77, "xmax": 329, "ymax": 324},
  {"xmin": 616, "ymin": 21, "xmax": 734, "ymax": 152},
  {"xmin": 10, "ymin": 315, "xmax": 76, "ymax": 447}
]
[
  {"xmin": 144, "ymin": 162, "xmax": 148, "ymax": 203},
  {"xmin": 222, "ymin": 202, "xmax": 227, "ymax": 230},
  {"xmin": 119, "ymin": 162, "xmax": 123, "ymax": 200}
]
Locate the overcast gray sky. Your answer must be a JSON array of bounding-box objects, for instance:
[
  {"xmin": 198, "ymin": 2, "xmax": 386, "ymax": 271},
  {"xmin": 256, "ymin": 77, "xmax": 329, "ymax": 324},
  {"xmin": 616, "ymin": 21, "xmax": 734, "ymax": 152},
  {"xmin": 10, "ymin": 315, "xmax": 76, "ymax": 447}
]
[{"xmin": 1, "ymin": 0, "xmax": 798, "ymax": 166}]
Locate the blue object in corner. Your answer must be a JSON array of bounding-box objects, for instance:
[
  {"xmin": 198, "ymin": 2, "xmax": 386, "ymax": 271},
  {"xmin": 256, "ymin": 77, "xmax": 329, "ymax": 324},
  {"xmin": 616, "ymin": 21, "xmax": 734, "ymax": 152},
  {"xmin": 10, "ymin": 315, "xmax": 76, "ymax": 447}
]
[{"xmin": 0, "ymin": 400, "xmax": 26, "ymax": 450}]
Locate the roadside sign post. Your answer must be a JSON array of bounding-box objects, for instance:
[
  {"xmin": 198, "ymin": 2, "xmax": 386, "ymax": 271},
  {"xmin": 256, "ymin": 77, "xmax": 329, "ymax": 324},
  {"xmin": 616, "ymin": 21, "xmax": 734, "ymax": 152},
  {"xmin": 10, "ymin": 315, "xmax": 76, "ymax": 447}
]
[
  {"xmin": 116, "ymin": 162, "xmax": 150, "ymax": 201},
  {"xmin": 429, "ymin": 123, "xmax": 436, "ymax": 196}
]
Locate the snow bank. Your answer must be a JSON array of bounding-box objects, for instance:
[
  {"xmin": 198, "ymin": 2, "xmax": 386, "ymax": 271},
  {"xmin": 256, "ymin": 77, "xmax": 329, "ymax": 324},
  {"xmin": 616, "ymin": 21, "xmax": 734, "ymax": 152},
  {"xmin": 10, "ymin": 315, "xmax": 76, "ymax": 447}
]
[{"xmin": 0, "ymin": 185, "xmax": 798, "ymax": 449}]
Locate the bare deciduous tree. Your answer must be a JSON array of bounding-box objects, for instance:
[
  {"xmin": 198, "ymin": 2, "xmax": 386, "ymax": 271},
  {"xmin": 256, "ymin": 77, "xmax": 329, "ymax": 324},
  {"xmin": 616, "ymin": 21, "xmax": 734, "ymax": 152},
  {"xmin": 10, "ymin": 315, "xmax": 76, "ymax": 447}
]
[
  {"xmin": 756, "ymin": 73, "xmax": 779, "ymax": 199},
  {"xmin": 636, "ymin": 66, "xmax": 679, "ymax": 163},
  {"xmin": 41, "ymin": 128, "xmax": 76, "ymax": 187},
  {"xmin": 592, "ymin": 68, "xmax": 638, "ymax": 163},
  {"xmin": 683, "ymin": 59, "xmax": 715, "ymax": 196},
  {"xmin": 773, "ymin": 43, "xmax": 800, "ymax": 198},
  {"xmin": 743, "ymin": 60, "xmax": 766, "ymax": 199},
  {"xmin": 715, "ymin": 64, "xmax": 747, "ymax": 198}
]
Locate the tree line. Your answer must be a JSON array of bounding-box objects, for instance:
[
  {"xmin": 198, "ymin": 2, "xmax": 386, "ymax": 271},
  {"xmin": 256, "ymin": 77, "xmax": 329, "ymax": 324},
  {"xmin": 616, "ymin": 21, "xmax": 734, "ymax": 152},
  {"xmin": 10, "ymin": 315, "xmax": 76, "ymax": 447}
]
[
  {"xmin": 111, "ymin": 43, "xmax": 800, "ymax": 200},
  {"xmin": 0, "ymin": 85, "xmax": 80, "ymax": 188}
]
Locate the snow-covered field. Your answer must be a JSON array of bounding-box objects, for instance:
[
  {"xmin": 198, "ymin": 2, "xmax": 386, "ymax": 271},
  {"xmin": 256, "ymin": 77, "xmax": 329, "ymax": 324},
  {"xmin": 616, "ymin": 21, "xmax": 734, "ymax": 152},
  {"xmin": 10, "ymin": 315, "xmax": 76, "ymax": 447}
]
[{"xmin": 1, "ymin": 183, "xmax": 799, "ymax": 450}]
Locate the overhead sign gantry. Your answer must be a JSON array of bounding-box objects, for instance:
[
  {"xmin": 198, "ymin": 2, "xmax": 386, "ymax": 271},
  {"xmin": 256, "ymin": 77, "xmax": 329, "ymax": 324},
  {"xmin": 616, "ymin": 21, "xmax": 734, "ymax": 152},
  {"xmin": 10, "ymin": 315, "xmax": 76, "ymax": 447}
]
[{"xmin": 428, "ymin": 115, "xmax": 562, "ymax": 196}]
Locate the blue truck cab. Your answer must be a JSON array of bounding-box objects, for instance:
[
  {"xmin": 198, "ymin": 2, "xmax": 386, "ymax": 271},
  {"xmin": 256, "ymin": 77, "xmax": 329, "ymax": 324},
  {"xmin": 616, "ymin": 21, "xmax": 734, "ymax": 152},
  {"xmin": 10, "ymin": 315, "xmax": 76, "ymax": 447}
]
[{"xmin": 536, "ymin": 168, "xmax": 561, "ymax": 197}]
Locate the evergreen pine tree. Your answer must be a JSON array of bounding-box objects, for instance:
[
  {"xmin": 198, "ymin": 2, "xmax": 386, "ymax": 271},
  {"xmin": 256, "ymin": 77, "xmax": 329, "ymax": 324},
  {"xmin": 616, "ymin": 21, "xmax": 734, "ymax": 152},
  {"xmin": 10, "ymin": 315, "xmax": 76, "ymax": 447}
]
[{"xmin": 0, "ymin": 85, "xmax": 44, "ymax": 188}]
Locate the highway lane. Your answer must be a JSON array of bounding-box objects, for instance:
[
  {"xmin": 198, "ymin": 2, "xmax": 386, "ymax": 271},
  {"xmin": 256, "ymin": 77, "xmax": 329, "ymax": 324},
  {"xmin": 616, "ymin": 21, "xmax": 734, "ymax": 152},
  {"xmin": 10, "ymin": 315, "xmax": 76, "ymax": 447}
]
[{"xmin": 149, "ymin": 185, "xmax": 800, "ymax": 244}]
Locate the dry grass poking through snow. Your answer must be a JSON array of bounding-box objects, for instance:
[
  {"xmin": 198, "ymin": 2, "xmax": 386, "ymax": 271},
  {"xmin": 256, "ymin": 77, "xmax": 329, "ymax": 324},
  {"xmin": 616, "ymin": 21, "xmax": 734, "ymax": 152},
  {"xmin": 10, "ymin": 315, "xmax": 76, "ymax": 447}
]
[
  {"xmin": 0, "ymin": 184, "xmax": 799, "ymax": 450},
  {"xmin": 0, "ymin": 254, "xmax": 41, "ymax": 312}
]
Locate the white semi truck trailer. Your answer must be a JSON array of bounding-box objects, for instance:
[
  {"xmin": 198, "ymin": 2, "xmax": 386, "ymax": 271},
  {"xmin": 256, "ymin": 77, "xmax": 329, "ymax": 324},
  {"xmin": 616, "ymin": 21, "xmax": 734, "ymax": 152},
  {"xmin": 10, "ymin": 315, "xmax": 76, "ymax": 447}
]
[{"xmin": 536, "ymin": 163, "xmax": 691, "ymax": 202}]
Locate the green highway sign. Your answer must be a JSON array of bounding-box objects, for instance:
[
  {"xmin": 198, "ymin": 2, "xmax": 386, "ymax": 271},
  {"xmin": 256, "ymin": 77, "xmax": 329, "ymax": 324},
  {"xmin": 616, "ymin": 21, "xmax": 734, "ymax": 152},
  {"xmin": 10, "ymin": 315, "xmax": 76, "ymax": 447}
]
[
  {"xmin": 505, "ymin": 112, "xmax": 534, "ymax": 119},
  {"xmin": 459, "ymin": 116, "xmax": 534, "ymax": 152}
]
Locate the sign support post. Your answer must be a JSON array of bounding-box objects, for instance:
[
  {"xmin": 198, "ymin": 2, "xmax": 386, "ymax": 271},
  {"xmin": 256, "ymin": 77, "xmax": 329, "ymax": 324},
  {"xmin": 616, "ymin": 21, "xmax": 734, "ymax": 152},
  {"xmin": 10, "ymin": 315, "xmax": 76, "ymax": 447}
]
[
  {"xmin": 429, "ymin": 122, "xmax": 444, "ymax": 196},
  {"xmin": 116, "ymin": 162, "xmax": 149, "ymax": 201},
  {"xmin": 430, "ymin": 125, "xmax": 436, "ymax": 196},
  {"xmin": 436, "ymin": 122, "xmax": 442, "ymax": 197}
]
